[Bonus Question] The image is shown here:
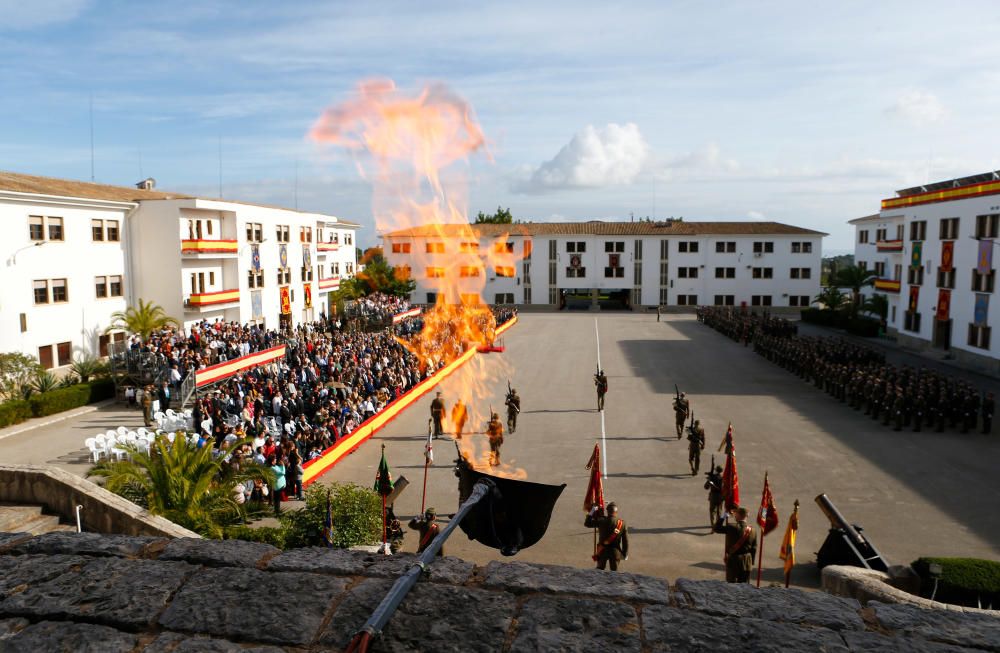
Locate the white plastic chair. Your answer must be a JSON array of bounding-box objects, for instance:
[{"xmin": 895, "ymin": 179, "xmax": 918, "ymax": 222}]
[
  {"xmin": 136, "ymin": 427, "xmax": 149, "ymax": 437},
  {"xmin": 165, "ymin": 409, "xmax": 177, "ymax": 420},
  {"xmin": 116, "ymin": 426, "xmax": 129, "ymax": 436},
  {"xmin": 84, "ymin": 438, "xmax": 103, "ymax": 463},
  {"xmin": 166, "ymin": 432, "xmax": 176, "ymax": 443},
  {"xmin": 106, "ymin": 429, "xmax": 118, "ymax": 439},
  {"xmin": 110, "ymin": 446, "xmax": 128, "ymax": 461}
]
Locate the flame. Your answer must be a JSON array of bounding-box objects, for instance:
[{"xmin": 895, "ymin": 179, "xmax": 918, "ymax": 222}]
[{"xmin": 310, "ymin": 80, "xmax": 525, "ymax": 478}]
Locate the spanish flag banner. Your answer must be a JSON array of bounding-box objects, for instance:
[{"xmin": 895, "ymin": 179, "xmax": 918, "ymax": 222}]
[{"xmin": 779, "ymin": 500, "xmax": 799, "ymax": 587}]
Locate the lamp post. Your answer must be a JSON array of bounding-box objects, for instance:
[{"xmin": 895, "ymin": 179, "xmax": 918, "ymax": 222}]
[{"xmin": 7, "ymin": 241, "xmax": 49, "ymax": 266}]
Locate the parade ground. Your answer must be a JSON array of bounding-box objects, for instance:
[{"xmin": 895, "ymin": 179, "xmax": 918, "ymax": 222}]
[
  {"xmin": 2, "ymin": 312, "xmax": 999, "ymax": 587},
  {"xmin": 323, "ymin": 312, "xmax": 1000, "ymax": 586}
]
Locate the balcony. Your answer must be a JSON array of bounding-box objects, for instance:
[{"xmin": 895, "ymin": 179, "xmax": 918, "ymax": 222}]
[
  {"xmin": 876, "ymin": 239, "xmax": 904, "ymax": 253},
  {"xmin": 185, "ymin": 288, "xmax": 240, "ymax": 311},
  {"xmin": 318, "ymin": 276, "xmax": 340, "ymax": 291},
  {"xmin": 873, "ymin": 278, "xmax": 901, "ymax": 293},
  {"xmin": 317, "ymin": 242, "xmax": 340, "ymax": 253},
  {"xmin": 181, "ymin": 239, "xmax": 238, "ymax": 257}
]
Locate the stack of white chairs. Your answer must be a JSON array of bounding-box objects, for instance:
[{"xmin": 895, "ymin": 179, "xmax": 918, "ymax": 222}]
[{"xmin": 85, "ymin": 436, "xmax": 105, "ymax": 463}]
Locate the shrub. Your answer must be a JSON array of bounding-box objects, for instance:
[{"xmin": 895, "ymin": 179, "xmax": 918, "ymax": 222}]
[
  {"xmin": 0, "ymin": 400, "xmax": 31, "ymax": 428},
  {"xmin": 223, "ymin": 525, "xmax": 287, "ymax": 549},
  {"xmin": 845, "ymin": 317, "xmax": 880, "ymax": 338},
  {"xmin": 281, "ymin": 482, "xmax": 382, "ymax": 549},
  {"xmin": 88, "ymin": 378, "xmax": 116, "ymax": 402},
  {"xmin": 912, "ymin": 557, "xmax": 1000, "ymax": 607},
  {"xmin": 28, "ymin": 383, "xmax": 91, "ymax": 417}
]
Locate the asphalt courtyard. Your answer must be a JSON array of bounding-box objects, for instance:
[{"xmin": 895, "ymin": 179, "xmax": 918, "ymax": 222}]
[{"xmin": 321, "ymin": 312, "xmax": 1000, "ymax": 586}]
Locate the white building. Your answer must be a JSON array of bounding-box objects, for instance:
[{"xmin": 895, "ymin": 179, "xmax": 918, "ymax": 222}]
[
  {"xmin": 0, "ymin": 171, "xmax": 358, "ymax": 370},
  {"xmin": 382, "ymin": 221, "xmax": 824, "ymax": 310},
  {"xmin": 851, "ymin": 170, "xmax": 1000, "ymax": 371}
]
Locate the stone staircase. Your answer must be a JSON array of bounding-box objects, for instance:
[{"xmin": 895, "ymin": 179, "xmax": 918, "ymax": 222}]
[{"xmin": 0, "ymin": 504, "xmax": 75, "ymax": 535}]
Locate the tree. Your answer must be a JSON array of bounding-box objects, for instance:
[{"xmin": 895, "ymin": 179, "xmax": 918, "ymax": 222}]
[
  {"xmin": 106, "ymin": 298, "xmax": 179, "ymax": 342},
  {"xmin": 833, "ymin": 264, "xmax": 875, "ymax": 317},
  {"xmin": 280, "ymin": 482, "xmax": 382, "ymax": 549},
  {"xmin": 0, "ymin": 352, "xmax": 42, "ymax": 401},
  {"xmin": 88, "ymin": 435, "xmax": 273, "ymax": 538},
  {"xmin": 346, "ymin": 254, "xmax": 416, "ymax": 298},
  {"xmin": 813, "ymin": 287, "xmax": 848, "ymax": 312},
  {"xmin": 862, "ymin": 293, "xmax": 889, "ymax": 323},
  {"xmin": 474, "ymin": 206, "xmax": 513, "ymax": 224}
]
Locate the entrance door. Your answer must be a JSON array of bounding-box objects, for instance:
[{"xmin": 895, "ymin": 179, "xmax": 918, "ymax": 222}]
[
  {"xmin": 933, "ymin": 319, "xmax": 952, "ymax": 350},
  {"xmin": 279, "ymin": 313, "xmax": 292, "ymax": 332}
]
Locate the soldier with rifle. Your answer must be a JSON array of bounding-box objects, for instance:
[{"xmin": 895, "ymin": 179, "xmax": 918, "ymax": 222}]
[
  {"xmin": 687, "ymin": 416, "xmax": 705, "ymax": 475},
  {"xmin": 505, "ymin": 381, "xmax": 521, "ymax": 434},
  {"xmin": 673, "ymin": 387, "xmax": 690, "ymax": 439},
  {"xmin": 704, "ymin": 458, "xmax": 723, "ymax": 528},
  {"xmin": 487, "ymin": 411, "xmax": 504, "ymax": 467},
  {"xmin": 594, "ymin": 368, "xmax": 608, "ymax": 411}
]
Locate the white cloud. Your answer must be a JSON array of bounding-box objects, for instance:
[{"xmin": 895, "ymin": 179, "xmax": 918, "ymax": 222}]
[
  {"xmin": 513, "ymin": 123, "xmax": 649, "ymax": 193},
  {"xmin": 0, "ymin": 0, "xmax": 89, "ymax": 30},
  {"xmin": 885, "ymin": 90, "xmax": 947, "ymax": 126}
]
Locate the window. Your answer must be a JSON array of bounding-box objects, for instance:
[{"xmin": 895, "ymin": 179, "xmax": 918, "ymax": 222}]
[
  {"xmin": 894, "ymin": 263, "xmax": 902, "ymax": 281},
  {"xmin": 28, "ymin": 216, "xmax": 44, "ymax": 241},
  {"xmin": 976, "ymin": 214, "xmax": 1000, "ymax": 239},
  {"xmin": 208, "ymin": 271, "xmax": 215, "ymax": 286},
  {"xmin": 677, "ymin": 267, "xmax": 698, "ymax": 278},
  {"xmin": 276, "ymin": 225, "xmax": 290, "ymax": 242},
  {"xmin": 331, "ymin": 262, "xmax": 340, "ymax": 275},
  {"xmin": 937, "ymin": 269, "xmax": 955, "ymax": 289},
  {"xmin": 38, "ymin": 345, "xmax": 53, "ymax": 370},
  {"xmin": 426, "ymin": 242, "xmax": 446, "ymax": 254},
  {"xmin": 907, "ymin": 266, "xmax": 924, "ymax": 286},
  {"xmin": 495, "ymin": 266, "xmax": 515, "ymax": 277},
  {"xmin": 522, "ymin": 262, "xmax": 531, "ymax": 280},
  {"xmin": 397, "ymin": 265, "xmax": 411, "ymax": 280},
  {"xmin": 206, "ymin": 221, "xmax": 213, "ymax": 236},
  {"xmin": 909, "ymin": 221, "xmax": 927, "ymax": 241},
  {"xmin": 904, "ymin": 311, "xmax": 921, "ymax": 332},
  {"xmin": 566, "ymin": 266, "xmax": 587, "ymax": 278},
  {"xmin": 972, "ymin": 269, "xmax": 995, "ymax": 293},
  {"xmin": 604, "ymin": 241, "xmax": 624, "ymax": 253},
  {"xmin": 940, "ymin": 218, "xmax": 960, "ymax": 240},
  {"xmin": 713, "ymin": 295, "xmax": 735, "ymax": 306},
  {"xmin": 566, "ymin": 241, "xmax": 577, "ymax": 252},
  {"xmin": 524, "ymin": 287, "xmax": 532, "ymax": 304},
  {"xmin": 714, "ymin": 267, "xmax": 735, "ymax": 279},
  {"xmin": 678, "ymin": 241, "xmax": 699, "ymax": 253},
  {"xmin": 47, "ymin": 217, "xmax": 64, "ymax": 241},
  {"xmin": 659, "ymin": 262, "xmax": 669, "ymax": 286},
  {"xmin": 495, "ymin": 293, "xmax": 514, "ymax": 304},
  {"xmin": 57, "ymin": 341, "xmax": 72, "ymax": 367},
  {"xmin": 110, "ymin": 276, "xmax": 123, "ymax": 297},
  {"xmin": 523, "ymin": 240, "xmax": 533, "ymax": 260},
  {"xmin": 790, "ymin": 268, "xmax": 811, "ymax": 279},
  {"xmin": 874, "ymin": 261, "xmax": 886, "ymax": 277},
  {"xmin": 676, "ymin": 295, "xmax": 697, "ymax": 306},
  {"xmin": 459, "ymin": 266, "xmax": 481, "ymax": 277},
  {"xmin": 246, "ymin": 222, "xmax": 263, "ymax": 243},
  {"xmin": 276, "ymin": 268, "xmax": 291, "ymax": 285},
  {"xmin": 299, "ymin": 226, "xmax": 312, "ymax": 242},
  {"xmin": 345, "ymin": 262, "xmax": 354, "ymax": 275},
  {"xmin": 391, "ymin": 242, "xmax": 412, "ymax": 254},
  {"xmin": 301, "ymin": 266, "xmax": 314, "ymax": 281},
  {"xmin": 715, "ymin": 241, "xmax": 736, "ymax": 253},
  {"xmin": 751, "ymin": 295, "xmax": 772, "ymax": 306},
  {"xmin": 858, "ymin": 230, "xmax": 869, "ymax": 244},
  {"xmin": 345, "ymin": 233, "xmax": 353, "ymax": 246},
  {"xmin": 50, "ymin": 279, "xmax": 67, "ymax": 302},
  {"xmin": 752, "ymin": 267, "xmax": 773, "ymax": 279},
  {"xmin": 33, "ymin": 280, "xmax": 49, "ymax": 304},
  {"xmin": 494, "ymin": 241, "xmax": 514, "ymax": 254},
  {"xmin": 791, "ymin": 241, "xmax": 813, "ymax": 253},
  {"xmin": 788, "ymin": 295, "xmax": 811, "ymax": 307},
  {"xmin": 752, "ymin": 241, "xmax": 773, "ymax": 253},
  {"xmin": 876, "ymin": 228, "xmax": 888, "ymax": 242},
  {"xmin": 427, "ymin": 267, "xmax": 446, "ymax": 278},
  {"xmin": 969, "ymin": 324, "xmax": 992, "ymax": 349},
  {"xmin": 459, "ymin": 242, "xmax": 479, "ymax": 253},
  {"xmin": 604, "ymin": 266, "xmax": 625, "ymax": 278},
  {"xmin": 247, "ymin": 269, "xmax": 265, "ymax": 289},
  {"xmin": 896, "ymin": 224, "xmax": 905, "ymax": 240},
  {"xmin": 95, "ymin": 276, "xmax": 107, "ymax": 298},
  {"xmin": 92, "ymin": 219, "xmax": 105, "ymax": 241},
  {"xmin": 660, "ymin": 240, "xmax": 669, "ymax": 260},
  {"xmin": 857, "ymin": 261, "xmax": 867, "ymax": 273}
]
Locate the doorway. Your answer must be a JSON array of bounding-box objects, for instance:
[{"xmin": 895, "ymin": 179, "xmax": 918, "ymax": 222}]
[{"xmin": 933, "ymin": 318, "xmax": 951, "ymax": 350}]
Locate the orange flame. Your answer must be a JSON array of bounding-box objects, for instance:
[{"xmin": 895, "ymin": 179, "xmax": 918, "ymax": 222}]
[{"xmin": 310, "ymin": 80, "xmax": 525, "ymax": 478}]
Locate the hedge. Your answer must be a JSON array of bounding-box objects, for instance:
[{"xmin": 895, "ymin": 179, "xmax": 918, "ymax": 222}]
[
  {"xmin": 0, "ymin": 379, "xmax": 118, "ymax": 428},
  {"xmin": 223, "ymin": 525, "xmax": 288, "ymax": 549},
  {"xmin": 800, "ymin": 308, "xmax": 881, "ymax": 338},
  {"xmin": 0, "ymin": 400, "xmax": 32, "ymax": 428},
  {"xmin": 912, "ymin": 557, "xmax": 1000, "ymax": 607}
]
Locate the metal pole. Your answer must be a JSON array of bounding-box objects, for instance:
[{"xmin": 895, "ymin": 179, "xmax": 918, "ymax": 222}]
[
  {"xmin": 75, "ymin": 505, "xmax": 83, "ymax": 533},
  {"xmin": 347, "ymin": 481, "xmax": 490, "ymax": 651}
]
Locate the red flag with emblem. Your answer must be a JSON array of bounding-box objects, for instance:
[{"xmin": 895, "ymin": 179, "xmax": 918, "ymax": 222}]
[
  {"xmin": 756, "ymin": 472, "xmax": 779, "ymax": 536},
  {"xmin": 583, "ymin": 443, "xmax": 604, "ymax": 512},
  {"xmin": 721, "ymin": 423, "xmax": 739, "ymax": 511}
]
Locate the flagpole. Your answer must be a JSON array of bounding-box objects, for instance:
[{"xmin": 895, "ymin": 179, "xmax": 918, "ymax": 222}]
[
  {"xmin": 381, "ymin": 444, "xmax": 387, "ymax": 553},
  {"xmin": 421, "ymin": 421, "xmax": 431, "ymax": 514},
  {"xmin": 756, "ymin": 471, "xmax": 767, "ymax": 588}
]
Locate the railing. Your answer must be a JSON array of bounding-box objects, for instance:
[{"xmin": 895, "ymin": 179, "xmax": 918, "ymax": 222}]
[
  {"xmin": 107, "ymin": 340, "xmax": 172, "ymax": 387},
  {"xmin": 179, "ymin": 371, "xmax": 197, "ymax": 410},
  {"xmin": 875, "ymin": 239, "xmax": 904, "ymax": 252},
  {"xmin": 180, "ymin": 239, "xmax": 238, "ymax": 254}
]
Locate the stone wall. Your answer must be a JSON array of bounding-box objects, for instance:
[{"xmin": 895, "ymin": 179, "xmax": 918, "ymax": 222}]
[
  {"xmin": 2, "ymin": 531, "xmax": 999, "ymax": 651},
  {"xmin": 0, "ymin": 464, "xmax": 199, "ymax": 539}
]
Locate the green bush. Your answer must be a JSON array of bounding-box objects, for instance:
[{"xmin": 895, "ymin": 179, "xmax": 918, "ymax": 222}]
[
  {"xmin": 223, "ymin": 525, "xmax": 287, "ymax": 549},
  {"xmin": 845, "ymin": 317, "xmax": 881, "ymax": 338},
  {"xmin": 281, "ymin": 482, "xmax": 382, "ymax": 549},
  {"xmin": 0, "ymin": 400, "xmax": 31, "ymax": 428},
  {"xmin": 912, "ymin": 557, "xmax": 1000, "ymax": 607},
  {"xmin": 88, "ymin": 378, "xmax": 116, "ymax": 402}
]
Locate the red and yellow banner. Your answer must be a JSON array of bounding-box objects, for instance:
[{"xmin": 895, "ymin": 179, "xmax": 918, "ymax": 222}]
[
  {"xmin": 937, "ymin": 289, "xmax": 951, "ymax": 321},
  {"xmin": 317, "ymin": 242, "xmax": 340, "ymax": 252},
  {"xmin": 391, "ymin": 307, "xmax": 422, "ymax": 324},
  {"xmin": 941, "ymin": 241, "xmax": 954, "ymax": 272},
  {"xmin": 304, "ymin": 284, "xmax": 312, "ymax": 309},
  {"xmin": 876, "ymin": 239, "xmax": 903, "ymax": 252},
  {"xmin": 873, "ymin": 278, "xmax": 901, "ymax": 293},
  {"xmin": 908, "ymin": 286, "xmax": 920, "ymax": 313},
  {"xmin": 280, "ymin": 286, "xmax": 291, "ymax": 315},
  {"xmin": 181, "ymin": 239, "xmax": 238, "ymax": 254},
  {"xmin": 318, "ymin": 276, "xmax": 340, "ymax": 291},
  {"xmin": 195, "ymin": 345, "xmax": 286, "ymax": 388},
  {"xmin": 188, "ymin": 289, "xmax": 240, "ymax": 306},
  {"xmin": 882, "ymin": 179, "xmax": 1000, "ymax": 210}
]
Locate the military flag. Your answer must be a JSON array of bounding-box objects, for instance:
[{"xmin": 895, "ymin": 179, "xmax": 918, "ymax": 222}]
[
  {"xmin": 584, "ymin": 443, "xmax": 604, "ymax": 512},
  {"xmin": 720, "ymin": 424, "xmax": 739, "ymax": 511},
  {"xmin": 779, "ymin": 500, "xmax": 800, "ymax": 587},
  {"xmin": 421, "ymin": 425, "xmax": 433, "ymax": 514},
  {"xmin": 755, "ymin": 472, "xmax": 779, "ymax": 587},
  {"xmin": 374, "ymin": 443, "xmax": 393, "ymax": 552}
]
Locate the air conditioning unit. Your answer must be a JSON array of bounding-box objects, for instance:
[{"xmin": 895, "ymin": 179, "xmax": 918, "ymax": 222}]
[{"xmin": 753, "ymin": 252, "xmax": 764, "ymax": 258}]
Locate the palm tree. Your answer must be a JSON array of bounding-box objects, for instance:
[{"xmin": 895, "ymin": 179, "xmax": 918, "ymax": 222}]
[
  {"xmin": 813, "ymin": 286, "xmax": 848, "ymax": 312},
  {"xmin": 105, "ymin": 298, "xmax": 179, "ymax": 342},
  {"xmin": 88, "ymin": 435, "xmax": 273, "ymax": 538},
  {"xmin": 862, "ymin": 293, "xmax": 889, "ymax": 324},
  {"xmin": 70, "ymin": 355, "xmax": 101, "ymax": 383},
  {"xmin": 833, "ymin": 264, "xmax": 876, "ymax": 317}
]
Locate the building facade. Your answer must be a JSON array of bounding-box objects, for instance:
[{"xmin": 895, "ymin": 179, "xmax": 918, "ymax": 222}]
[
  {"xmin": 382, "ymin": 221, "xmax": 824, "ymax": 310},
  {"xmin": 852, "ymin": 171, "xmax": 1000, "ymax": 370},
  {"xmin": 0, "ymin": 172, "xmax": 358, "ymax": 370}
]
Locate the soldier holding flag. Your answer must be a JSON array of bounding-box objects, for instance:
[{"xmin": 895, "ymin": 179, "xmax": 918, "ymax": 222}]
[
  {"xmin": 373, "ymin": 444, "xmax": 394, "ymax": 554},
  {"xmin": 713, "ymin": 505, "xmax": 757, "ymax": 583},
  {"xmin": 585, "ymin": 502, "xmax": 629, "ymax": 571}
]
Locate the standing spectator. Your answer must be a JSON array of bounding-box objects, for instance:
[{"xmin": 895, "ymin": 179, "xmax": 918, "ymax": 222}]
[
  {"xmin": 286, "ymin": 448, "xmax": 304, "ymax": 501},
  {"xmin": 268, "ymin": 455, "xmax": 286, "ymax": 516}
]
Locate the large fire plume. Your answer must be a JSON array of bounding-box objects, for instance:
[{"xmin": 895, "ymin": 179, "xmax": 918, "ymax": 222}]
[{"xmin": 310, "ymin": 80, "xmax": 524, "ymax": 477}]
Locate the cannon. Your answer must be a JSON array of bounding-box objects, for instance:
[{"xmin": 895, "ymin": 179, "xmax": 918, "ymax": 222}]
[{"xmin": 814, "ymin": 493, "xmax": 889, "ymax": 572}]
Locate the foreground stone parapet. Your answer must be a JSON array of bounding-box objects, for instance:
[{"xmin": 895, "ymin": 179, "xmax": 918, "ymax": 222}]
[{"xmin": 0, "ymin": 531, "xmax": 997, "ymax": 651}]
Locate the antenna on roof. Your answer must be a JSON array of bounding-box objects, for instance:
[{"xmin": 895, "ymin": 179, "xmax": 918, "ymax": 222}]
[
  {"xmin": 89, "ymin": 93, "xmax": 95, "ymax": 182},
  {"xmin": 218, "ymin": 135, "xmax": 223, "ymax": 198}
]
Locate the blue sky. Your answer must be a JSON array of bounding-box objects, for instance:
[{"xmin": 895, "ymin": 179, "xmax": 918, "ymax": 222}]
[{"xmin": 3, "ymin": 1, "xmax": 1000, "ymax": 252}]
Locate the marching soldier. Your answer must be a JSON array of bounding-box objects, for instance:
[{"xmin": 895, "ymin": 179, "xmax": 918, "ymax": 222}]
[
  {"xmin": 585, "ymin": 502, "xmax": 629, "ymax": 571},
  {"xmin": 430, "ymin": 391, "xmax": 446, "ymax": 439},
  {"xmin": 704, "ymin": 465, "xmax": 723, "ymax": 527},
  {"xmin": 687, "ymin": 419, "xmax": 705, "ymax": 475},
  {"xmin": 673, "ymin": 392, "xmax": 690, "ymax": 439},
  {"xmin": 713, "ymin": 506, "xmax": 757, "ymax": 583},
  {"xmin": 142, "ymin": 385, "xmax": 154, "ymax": 427},
  {"xmin": 451, "ymin": 399, "xmax": 468, "ymax": 440},
  {"xmin": 594, "ymin": 370, "xmax": 608, "ymax": 411},
  {"xmin": 505, "ymin": 388, "xmax": 521, "ymax": 434},
  {"xmin": 487, "ymin": 412, "xmax": 504, "ymax": 467},
  {"xmin": 408, "ymin": 507, "xmax": 443, "ymax": 556}
]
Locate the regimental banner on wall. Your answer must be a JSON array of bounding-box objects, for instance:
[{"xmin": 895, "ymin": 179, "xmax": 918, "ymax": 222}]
[
  {"xmin": 279, "ymin": 244, "xmax": 288, "ymax": 268},
  {"xmin": 941, "ymin": 241, "xmax": 954, "ymax": 273},
  {"xmin": 975, "ymin": 293, "xmax": 990, "ymax": 326},
  {"xmin": 609, "ymin": 253, "xmax": 620, "ymax": 268},
  {"xmin": 936, "ymin": 289, "xmax": 951, "ymax": 321},
  {"xmin": 280, "ymin": 286, "xmax": 291, "ymax": 315},
  {"xmin": 910, "ymin": 241, "xmax": 923, "ymax": 268},
  {"xmin": 908, "ymin": 285, "xmax": 920, "ymax": 313},
  {"xmin": 978, "ymin": 239, "xmax": 994, "ymax": 275},
  {"xmin": 304, "ymin": 284, "xmax": 312, "ymax": 309},
  {"xmin": 303, "ymin": 244, "xmax": 312, "ymax": 267},
  {"xmin": 251, "ymin": 290, "xmax": 262, "ymax": 319},
  {"xmin": 251, "ymin": 244, "xmax": 261, "ymax": 271}
]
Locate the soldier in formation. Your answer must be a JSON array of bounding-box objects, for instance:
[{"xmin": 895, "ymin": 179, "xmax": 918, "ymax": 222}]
[
  {"xmin": 594, "ymin": 369, "xmax": 608, "ymax": 411},
  {"xmin": 584, "ymin": 502, "xmax": 629, "ymax": 571},
  {"xmin": 713, "ymin": 505, "xmax": 757, "ymax": 583},
  {"xmin": 673, "ymin": 392, "xmax": 690, "ymax": 439},
  {"xmin": 704, "ymin": 465, "xmax": 724, "ymax": 527},
  {"xmin": 430, "ymin": 391, "xmax": 446, "ymax": 439},
  {"xmin": 687, "ymin": 418, "xmax": 705, "ymax": 475},
  {"xmin": 487, "ymin": 412, "xmax": 504, "ymax": 466},
  {"xmin": 505, "ymin": 387, "xmax": 521, "ymax": 434}
]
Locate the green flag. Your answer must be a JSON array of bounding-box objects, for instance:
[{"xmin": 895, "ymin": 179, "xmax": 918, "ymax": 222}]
[
  {"xmin": 911, "ymin": 241, "xmax": 923, "ymax": 268},
  {"xmin": 374, "ymin": 444, "xmax": 394, "ymax": 497}
]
